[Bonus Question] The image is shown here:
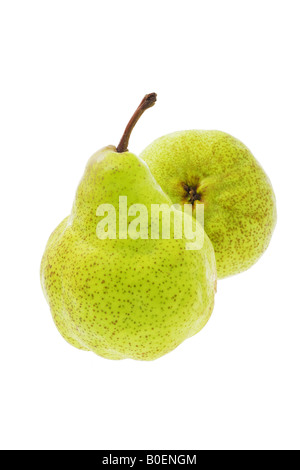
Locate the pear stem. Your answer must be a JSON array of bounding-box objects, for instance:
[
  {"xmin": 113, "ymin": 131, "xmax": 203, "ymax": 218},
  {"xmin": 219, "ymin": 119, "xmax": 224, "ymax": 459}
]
[{"xmin": 116, "ymin": 93, "xmax": 157, "ymax": 153}]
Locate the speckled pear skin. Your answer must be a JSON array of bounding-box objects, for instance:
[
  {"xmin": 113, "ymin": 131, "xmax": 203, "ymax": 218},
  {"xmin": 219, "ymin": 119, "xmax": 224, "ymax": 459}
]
[
  {"xmin": 41, "ymin": 146, "xmax": 217, "ymax": 361},
  {"xmin": 140, "ymin": 130, "xmax": 277, "ymax": 279}
]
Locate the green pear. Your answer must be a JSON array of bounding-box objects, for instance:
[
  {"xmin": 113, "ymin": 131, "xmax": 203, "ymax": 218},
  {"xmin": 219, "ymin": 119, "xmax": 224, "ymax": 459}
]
[
  {"xmin": 41, "ymin": 95, "xmax": 217, "ymax": 361},
  {"xmin": 140, "ymin": 130, "xmax": 277, "ymax": 279}
]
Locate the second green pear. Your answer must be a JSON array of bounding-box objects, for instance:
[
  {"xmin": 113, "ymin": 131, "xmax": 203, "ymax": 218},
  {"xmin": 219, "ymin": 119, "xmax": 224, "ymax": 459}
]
[{"xmin": 140, "ymin": 130, "xmax": 277, "ymax": 279}]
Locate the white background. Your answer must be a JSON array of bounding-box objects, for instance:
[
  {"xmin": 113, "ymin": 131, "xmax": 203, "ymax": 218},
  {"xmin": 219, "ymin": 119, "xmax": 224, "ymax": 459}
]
[{"xmin": 0, "ymin": 0, "xmax": 299, "ymax": 451}]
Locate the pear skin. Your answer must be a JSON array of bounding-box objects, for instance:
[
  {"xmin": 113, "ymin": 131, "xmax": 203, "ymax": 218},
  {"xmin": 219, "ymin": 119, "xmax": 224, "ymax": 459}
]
[
  {"xmin": 41, "ymin": 147, "xmax": 217, "ymax": 360},
  {"xmin": 140, "ymin": 130, "xmax": 277, "ymax": 279}
]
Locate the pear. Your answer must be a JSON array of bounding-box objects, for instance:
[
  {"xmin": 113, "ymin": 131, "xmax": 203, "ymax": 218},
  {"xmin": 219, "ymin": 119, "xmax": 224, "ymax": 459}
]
[
  {"xmin": 41, "ymin": 95, "xmax": 217, "ymax": 361},
  {"xmin": 140, "ymin": 130, "xmax": 277, "ymax": 279}
]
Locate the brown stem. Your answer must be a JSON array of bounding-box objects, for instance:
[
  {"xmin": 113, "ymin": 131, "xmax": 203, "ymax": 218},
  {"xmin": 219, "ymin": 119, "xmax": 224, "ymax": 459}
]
[{"xmin": 116, "ymin": 93, "xmax": 157, "ymax": 153}]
